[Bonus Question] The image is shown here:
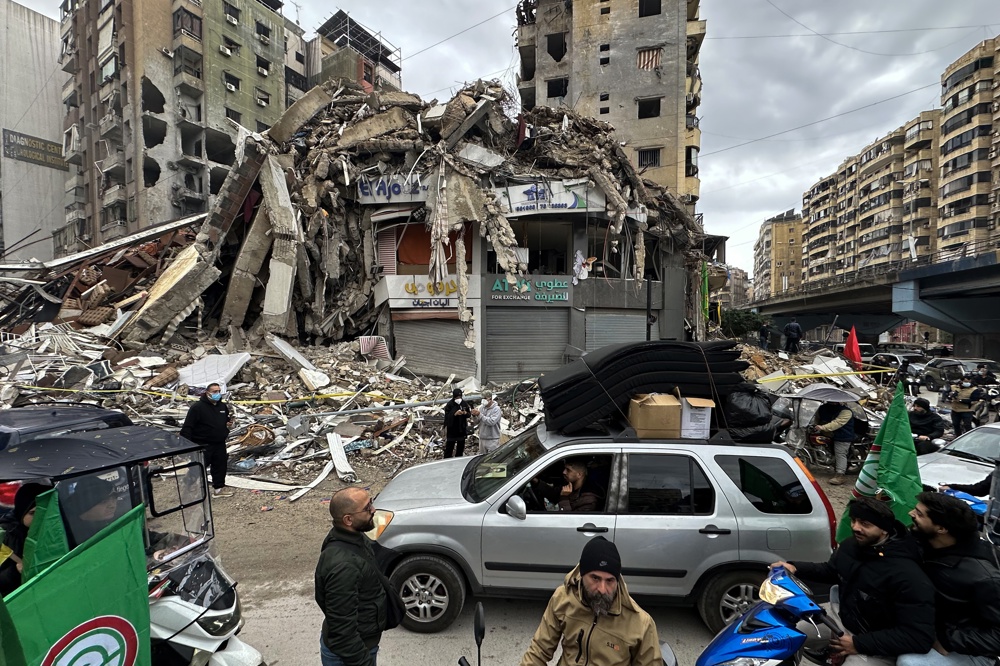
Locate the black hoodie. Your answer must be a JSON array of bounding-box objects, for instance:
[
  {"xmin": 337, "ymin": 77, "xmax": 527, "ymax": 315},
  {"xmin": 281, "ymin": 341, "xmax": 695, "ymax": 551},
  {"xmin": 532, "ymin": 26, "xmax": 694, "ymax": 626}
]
[
  {"xmin": 922, "ymin": 537, "xmax": 1000, "ymax": 656},
  {"xmin": 179, "ymin": 395, "xmax": 231, "ymax": 446},
  {"xmin": 908, "ymin": 409, "xmax": 947, "ymax": 440},
  {"xmin": 792, "ymin": 521, "xmax": 936, "ymax": 657}
]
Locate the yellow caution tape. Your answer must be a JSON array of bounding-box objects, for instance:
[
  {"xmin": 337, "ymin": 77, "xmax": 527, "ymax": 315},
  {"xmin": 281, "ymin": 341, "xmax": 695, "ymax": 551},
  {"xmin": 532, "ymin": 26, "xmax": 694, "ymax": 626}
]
[
  {"xmin": 757, "ymin": 368, "xmax": 899, "ymax": 383},
  {"xmin": 10, "ymin": 384, "xmax": 400, "ymax": 406}
]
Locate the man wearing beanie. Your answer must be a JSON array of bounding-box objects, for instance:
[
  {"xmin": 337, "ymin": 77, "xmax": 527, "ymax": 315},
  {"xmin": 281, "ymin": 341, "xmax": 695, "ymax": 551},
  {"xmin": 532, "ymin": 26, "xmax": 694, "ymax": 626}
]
[
  {"xmin": 909, "ymin": 398, "xmax": 947, "ymax": 455},
  {"xmin": 773, "ymin": 496, "xmax": 935, "ymax": 666},
  {"xmin": 521, "ymin": 536, "xmax": 662, "ymax": 666}
]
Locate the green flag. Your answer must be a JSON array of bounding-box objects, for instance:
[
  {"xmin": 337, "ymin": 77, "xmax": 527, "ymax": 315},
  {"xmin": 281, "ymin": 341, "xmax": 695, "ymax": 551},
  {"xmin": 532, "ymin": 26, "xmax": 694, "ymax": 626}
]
[
  {"xmin": 0, "ymin": 593, "xmax": 27, "ymax": 666},
  {"xmin": 835, "ymin": 382, "xmax": 923, "ymax": 541},
  {"xmin": 6, "ymin": 505, "xmax": 151, "ymax": 666},
  {"xmin": 21, "ymin": 490, "xmax": 69, "ymax": 583}
]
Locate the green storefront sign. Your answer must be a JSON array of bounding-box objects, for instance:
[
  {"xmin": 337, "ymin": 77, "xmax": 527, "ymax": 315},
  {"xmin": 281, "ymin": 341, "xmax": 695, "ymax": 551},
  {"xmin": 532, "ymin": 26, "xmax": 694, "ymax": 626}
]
[{"xmin": 486, "ymin": 275, "xmax": 572, "ymax": 306}]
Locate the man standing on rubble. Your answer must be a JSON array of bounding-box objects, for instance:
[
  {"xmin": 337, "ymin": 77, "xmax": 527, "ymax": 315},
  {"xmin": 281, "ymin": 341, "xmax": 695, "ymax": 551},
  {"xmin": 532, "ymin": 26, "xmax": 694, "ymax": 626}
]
[
  {"xmin": 783, "ymin": 318, "xmax": 803, "ymax": 353},
  {"xmin": 443, "ymin": 388, "xmax": 470, "ymax": 458},
  {"xmin": 180, "ymin": 382, "xmax": 234, "ymax": 498},
  {"xmin": 473, "ymin": 390, "xmax": 503, "ymax": 454}
]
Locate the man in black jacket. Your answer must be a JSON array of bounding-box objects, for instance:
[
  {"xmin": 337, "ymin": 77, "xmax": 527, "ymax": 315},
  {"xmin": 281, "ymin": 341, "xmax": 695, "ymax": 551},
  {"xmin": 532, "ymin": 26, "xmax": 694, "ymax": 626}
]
[
  {"xmin": 442, "ymin": 388, "xmax": 470, "ymax": 458},
  {"xmin": 783, "ymin": 318, "xmax": 803, "ymax": 353},
  {"xmin": 180, "ymin": 383, "xmax": 233, "ymax": 497},
  {"xmin": 0, "ymin": 483, "xmax": 51, "ymax": 596},
  {"xmin": 910, "ymin": 398, "xmax": 948, "ymax": 455},
  {"xmin": 774, "ymin": 497, "xmax": 936, "ymax": 666},
  {"xmin": 900, "ymin": 492, "xmax": 1000, "ymax": 666},
  {"xmin": 940, "ymin": 475, "xmax": 991, "ymax": 498},
  {"xmin": 315, "ymin": 487, "xmax": 387, "ymax": 666}
]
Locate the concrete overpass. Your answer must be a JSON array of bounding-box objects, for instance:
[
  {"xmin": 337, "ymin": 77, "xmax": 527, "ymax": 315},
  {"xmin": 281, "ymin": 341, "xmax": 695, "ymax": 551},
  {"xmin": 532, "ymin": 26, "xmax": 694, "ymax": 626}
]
[{"xmin": 752, "ymin": 243, "xmax": 1000, "ymax": 357}]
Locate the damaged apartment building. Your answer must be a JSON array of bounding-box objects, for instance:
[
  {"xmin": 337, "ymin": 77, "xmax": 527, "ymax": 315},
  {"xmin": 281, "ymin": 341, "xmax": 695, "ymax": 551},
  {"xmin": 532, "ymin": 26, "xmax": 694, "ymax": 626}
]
[
  {"xmin": 54, "ymin": 0, "xmax": 400, "ymax": 257},
  {"xmin": 515, "ymin": 0, "xmax": 705, "ymax": 210},
  {"xmin": 6, "ymin": 80, "xmax": 707, "ymax": 384}
]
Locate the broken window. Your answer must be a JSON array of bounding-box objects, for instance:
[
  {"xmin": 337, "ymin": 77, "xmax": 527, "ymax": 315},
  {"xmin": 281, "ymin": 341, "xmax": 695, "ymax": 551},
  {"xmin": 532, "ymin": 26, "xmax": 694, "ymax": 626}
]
[
  {"xmin": 142, "ymin": 115, "xmax": 167, "ymax": 148},
  {"xmin": 686, "ymin": 146, "xmax": 699, "ymax": 176},
  {"xmin": 546, "ymin": 77, "xmax": 569, "ymax": 98},
  {"xmin": 363, "ymin": 61, "xmax": 374, "ymax": 83},
  {"xmin": 173, "ymin": 8, "xmax": 202, "ymax": 40},
  {"xmin": 225, "ymin": 107, "xmax": 242, "ymax": 123},
  {"xmin": 142, "ymin": 156, "xmax": 160, "ymax": 187},
  {"xmin": 546, "ymin": 33, "xmax": 567, "ymax": 62},
  {"xmin": 140, "ymin": 77, "xmax": 166, "ymax": 113},
  {"xmin": 175, "ymin": 47, "xmax": 202, "ymax": 79},
  {"xmin": 255, "ymin": 88, "xmax": 270, "ymax": 106},
  {"xmin": 638, "ymin": 148, "xmax": 661, "ymax": 168},
  {"xmin": 637, "ymin": 97, "xmax": 661, "ymax": 119},
  {"xmin": 637, "ymin": 47, "xmax": 662, "ymax": 71},
  {"xmin": 639, "ymin": 0, "xmax": 661, "ymax": 16},
  {"xmin": 222, "ymin": 36, "xmax": 240, "ymax": 55}
]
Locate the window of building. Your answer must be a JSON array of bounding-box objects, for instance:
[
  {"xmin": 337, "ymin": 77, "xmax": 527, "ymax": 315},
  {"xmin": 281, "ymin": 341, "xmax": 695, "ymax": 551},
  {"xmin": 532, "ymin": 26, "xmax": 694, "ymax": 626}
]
[
  {"xmin": 715, "ymin": 455, "xmax": 813, "ymax": 514},
  {"xmin": 255, "ymin": 21, "xmax": 271, "ymax": 39},
  {"xmin": 637, "ymin": 148, "xmax": 661, "ymax": 168},
  {"xmin": 600, "ymin": 44, "xmax": 610, "ymax": 52},
  {"xmin": 175, "ymin": 47, "xmax": 202, "ymax": 79},
  {"xmin": 295, "ymin": 51, "xmax": 305, "ymax": 64},
  {"xmin": 790, "ymin": 260, "xmax": 796, "ymax": 265},
  {"xmin": 600, "ymin": 6, "xmax": 610, "ymax": 14},
  {"xmin": 599, "ymin": 92, "xmax": 609, "ymax": 101},
  {"xmin": 639, "ymin": 0, "xmax": 661, "ymax": 16},
  {"xmin": 546, "ymin": 77, "xmax": 569, "ymax": 98},
  {"xmin": 637, "ymin": 47, "xmax": 663, "ymax": 71},
  {"xmin": 546, "ymin": 32, "xmax": 567, "ymax": 62},
  {"xmin": 224, "ymin": 73, "xmax": 241, "ymax": 90},
  {"xmin": 637, "ymin": 97, "xmax": 661, "ymax": 119},
  {"xmin": 363, "ymin": 61, "xmax": 374, "ymax": 83},
  {"xmin": 625, "ymin": 454, "xmax": 714, "ymax": 515},
  {"xmin": 599, "ymin": 107, "xmax": 609, "ymax": 115},
  {"xmin": 256, "ymin": 55, "xmax": 270, "ymax": 72},
  {"xmin": 255, "ymin": 88, "xmax": 270, "ymax": 107},
  {"xmin": 173, "ymin": 8, "xmax": 202, "ymax": 40},
  {"xmin": 256, "ymin": 121, "xmax": 269, "ymax": 133},
  {"xmin": 223, "ymin": 2, "xmax": 239, "ymax": 22},
  {"xmin": 599, "ymin": 56, "xmax": 610, "ymax": 66},
  {"xmin": 225, "ymin": 107, "xmax": 241, "ymax": 123},
  {"xmin": 686, "ymin": 146, "xmax": 699, "ymax": 176}
]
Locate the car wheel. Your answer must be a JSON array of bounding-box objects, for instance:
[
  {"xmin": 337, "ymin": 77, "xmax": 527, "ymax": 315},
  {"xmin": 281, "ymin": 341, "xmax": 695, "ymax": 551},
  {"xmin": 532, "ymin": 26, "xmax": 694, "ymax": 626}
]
[
  {"xmin": 390, "ymin": 554, "xmax": 466, "ymax": 633},
  {"xmin": 924, "ymin": 376, "xmax": 937, "ymax": 392},
  {"xmin": 697, "ymin": 570, "xmax": 765, "ymax": 634}
]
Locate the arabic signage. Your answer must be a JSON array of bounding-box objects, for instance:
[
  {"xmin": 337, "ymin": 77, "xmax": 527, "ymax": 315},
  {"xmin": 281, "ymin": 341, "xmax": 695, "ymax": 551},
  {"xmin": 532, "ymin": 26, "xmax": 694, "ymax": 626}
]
[
  {"xmin": 486, "ymin": 275, "xmax": 572, "ymax": 307},
  {"xmin": 495, "ymin": 179, "xmax": 606, "ymax": 216},
  {"xmin": 375, "ymin": 275, "xmax": 481, "ymax": 310},
  {"xmin": 2, "ymin": 129, "xmax": 68, "ymax": 171}
]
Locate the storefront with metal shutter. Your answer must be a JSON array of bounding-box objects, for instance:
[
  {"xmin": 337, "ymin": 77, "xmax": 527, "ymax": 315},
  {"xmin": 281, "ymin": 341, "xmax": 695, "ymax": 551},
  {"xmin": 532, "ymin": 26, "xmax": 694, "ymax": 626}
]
[
  {"xmin": 393, "ymin": 318, "xmax": 477, "ymax": 379},
  {"xmin": 485, "ymin": 308, "xmax": 570, "ymax": 383},
  {"xmin": 585, "ymin": 310, "xmax": 650, "ymax": 351}
]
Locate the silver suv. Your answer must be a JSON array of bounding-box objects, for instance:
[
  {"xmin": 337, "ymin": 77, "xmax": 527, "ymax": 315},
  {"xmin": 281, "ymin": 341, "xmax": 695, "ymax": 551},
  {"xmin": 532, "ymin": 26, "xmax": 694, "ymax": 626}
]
[{"xmin": 372, "ymin": 424, "xmax": 835, "ymax": 634}]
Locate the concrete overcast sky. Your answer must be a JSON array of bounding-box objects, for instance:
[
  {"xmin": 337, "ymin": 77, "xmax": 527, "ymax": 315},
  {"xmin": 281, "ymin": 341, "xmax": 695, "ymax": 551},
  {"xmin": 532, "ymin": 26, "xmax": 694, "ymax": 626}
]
[{"xmin": 19, "ymin": 0, "xmax": 1000, "ymax": 277}]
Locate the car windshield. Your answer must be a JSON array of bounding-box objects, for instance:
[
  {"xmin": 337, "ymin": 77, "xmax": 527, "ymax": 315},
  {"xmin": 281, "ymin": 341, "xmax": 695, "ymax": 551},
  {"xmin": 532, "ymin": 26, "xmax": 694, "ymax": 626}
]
[
  {"xmin": 942, "ymin": 428, "xmax": 1000, "ymax": 464},
  {"xmin": 962, "ymin": 360, "xmax": 1000, "ymax": 373},
  {"xmin": 900, "ymin": 354, "xmax": 928, "ymax": 364},
  {"xmin": 468, "ymin": 428, "xmax": 545, "ymax": 502}
]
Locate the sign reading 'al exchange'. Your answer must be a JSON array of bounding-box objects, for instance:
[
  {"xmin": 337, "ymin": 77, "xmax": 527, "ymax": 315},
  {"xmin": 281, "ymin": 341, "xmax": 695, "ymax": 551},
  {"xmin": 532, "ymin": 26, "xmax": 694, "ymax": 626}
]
[{"xmin": 2, "ymin": 128, "xmax": 68, "ymax": 171}]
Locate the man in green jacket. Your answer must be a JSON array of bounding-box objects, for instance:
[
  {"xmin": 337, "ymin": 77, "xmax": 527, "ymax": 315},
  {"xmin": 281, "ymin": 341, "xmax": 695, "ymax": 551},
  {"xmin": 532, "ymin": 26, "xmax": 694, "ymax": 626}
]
[
  {"xmin": 315, "ymin": 487, "xmax": 387, "ymax": 666},
  {"xmin": 520, "ymin": 537, "xmax": 662, "ymax": 666}
]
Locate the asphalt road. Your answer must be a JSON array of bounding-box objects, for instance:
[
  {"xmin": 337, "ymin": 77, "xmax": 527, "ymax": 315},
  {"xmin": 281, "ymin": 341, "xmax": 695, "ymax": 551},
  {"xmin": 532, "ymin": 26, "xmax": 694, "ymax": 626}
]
[{"xmin": 239, "ymin": 588, "xmax": 715, "ymax": 666}]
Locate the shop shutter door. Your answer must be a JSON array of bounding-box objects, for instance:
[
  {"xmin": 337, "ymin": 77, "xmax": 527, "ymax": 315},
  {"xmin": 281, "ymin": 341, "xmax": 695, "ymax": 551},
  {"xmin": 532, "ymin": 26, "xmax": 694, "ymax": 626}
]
[
  {"xmin": 585, "ymin": 311, "xmax": 650, "ymax": 352},
  {"xmin": 393, "ymin": 319, "xmax": 476, "ymax": 379},
  {"xmin": 486, "ymin": 309, "xmax": 569, "ymax": 383}
]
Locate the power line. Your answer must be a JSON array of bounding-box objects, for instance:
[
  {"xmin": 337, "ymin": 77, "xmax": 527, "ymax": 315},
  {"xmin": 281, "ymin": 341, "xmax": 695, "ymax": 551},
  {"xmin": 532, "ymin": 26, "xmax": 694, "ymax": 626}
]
[
  {"xmin": 404, "ymin": 5, "xmax": 517, "ymax": 61},
  {"xmin": 705, "ymin": 24, "xmax": 1000, "ymax": 40},
  {"xmin": 762, "ymin": 0, "xmax": 987, "ymax": 56}
]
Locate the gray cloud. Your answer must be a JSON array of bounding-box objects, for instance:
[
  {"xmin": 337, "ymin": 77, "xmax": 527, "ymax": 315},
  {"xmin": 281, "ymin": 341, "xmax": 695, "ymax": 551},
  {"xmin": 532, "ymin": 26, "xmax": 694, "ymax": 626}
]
[{"xmin": 20, "ymin": 0, "xmax": 1000, "ymax": 276}]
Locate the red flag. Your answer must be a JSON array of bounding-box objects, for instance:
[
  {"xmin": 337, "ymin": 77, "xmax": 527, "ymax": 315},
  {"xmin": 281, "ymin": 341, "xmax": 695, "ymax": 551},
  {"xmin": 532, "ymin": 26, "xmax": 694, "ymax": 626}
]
[{"xmin": 844, "ymin": 326, "xmax": 863, "ymax": 370}]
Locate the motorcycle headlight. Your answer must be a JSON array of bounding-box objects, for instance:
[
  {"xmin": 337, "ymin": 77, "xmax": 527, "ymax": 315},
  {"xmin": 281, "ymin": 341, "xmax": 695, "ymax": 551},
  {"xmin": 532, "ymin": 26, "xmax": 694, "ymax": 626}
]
[
  {"xmin": 368, "ymin": 509, "xmax": 394, "ymax": 540},
  {"xmin": 196, "ymin": 596, "xmax": 242, "ymax": 637},
  {"xmin": 758, "ymin": 577, "xmax": 794, "ymax": 605}
]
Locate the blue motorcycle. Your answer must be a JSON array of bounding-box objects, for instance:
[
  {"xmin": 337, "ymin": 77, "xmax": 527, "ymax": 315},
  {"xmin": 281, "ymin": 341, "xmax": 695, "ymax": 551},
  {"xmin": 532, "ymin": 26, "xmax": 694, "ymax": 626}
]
[{"xmin": 697, "ymin": 566, "xmax": 842, "ymax": 666}]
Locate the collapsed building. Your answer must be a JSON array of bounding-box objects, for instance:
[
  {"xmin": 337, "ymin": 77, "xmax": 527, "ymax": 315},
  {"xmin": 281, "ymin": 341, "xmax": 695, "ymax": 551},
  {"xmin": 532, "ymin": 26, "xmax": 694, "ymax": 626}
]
[{"xmin": 0, "ymin": 79, "xmax": 709, "ymax": 383}]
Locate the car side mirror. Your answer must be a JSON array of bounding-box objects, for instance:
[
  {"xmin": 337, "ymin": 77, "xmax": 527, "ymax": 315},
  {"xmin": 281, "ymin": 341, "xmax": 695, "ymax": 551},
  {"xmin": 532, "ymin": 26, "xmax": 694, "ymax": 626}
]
[{"xmin": 506, "ymin": 495, "xmax": 527, "ymax": 520}]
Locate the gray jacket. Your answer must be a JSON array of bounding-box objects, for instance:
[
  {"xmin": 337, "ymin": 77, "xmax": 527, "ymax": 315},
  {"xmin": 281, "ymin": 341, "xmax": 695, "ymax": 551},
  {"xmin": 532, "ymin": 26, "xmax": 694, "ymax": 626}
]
[{"xmin": 478, "ymin": 401, "xmax": 502, "ymax": 440}]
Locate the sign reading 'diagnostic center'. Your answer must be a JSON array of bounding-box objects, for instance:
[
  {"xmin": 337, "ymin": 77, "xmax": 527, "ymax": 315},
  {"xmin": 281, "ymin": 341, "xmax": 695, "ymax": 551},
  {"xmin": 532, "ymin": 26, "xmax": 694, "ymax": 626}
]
[{"xmin": 2, "ymin": 129, "xmax": 68, "ymax": 171}]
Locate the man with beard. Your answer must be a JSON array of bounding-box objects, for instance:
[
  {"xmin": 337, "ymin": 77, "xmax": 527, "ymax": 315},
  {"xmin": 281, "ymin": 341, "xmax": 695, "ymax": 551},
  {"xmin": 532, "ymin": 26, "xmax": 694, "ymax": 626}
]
[
  {"xmin": 773, "ymin": 496, "xmax": 936, "ymax": 666},
  {"xmin": 315, "ymin": 488, "xmax": 388, "ymax": 666},
  {"xmin": 520, "ymin": 537, "xmax": 662, "ymax": 666},
  {"xmin": 909, "ymin": 398, "xmax": 948, "ymax": 455},
  {"xmin": 899, "ymin": 492, "xmax": 1000, "ymax": 666},
  {"xmin": 531, "ymin": 459, "xmax": 603, "ymax": 512}
]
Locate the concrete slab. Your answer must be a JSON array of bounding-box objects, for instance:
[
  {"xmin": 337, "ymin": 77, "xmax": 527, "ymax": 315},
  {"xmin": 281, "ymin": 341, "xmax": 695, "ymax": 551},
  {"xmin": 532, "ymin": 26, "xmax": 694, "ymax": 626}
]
[
  {"xmin": 338, "ymin": 106, "xmax": 412, "ymax": 149},
  {"xmin": 259, "ymin": 156, "xmax": 302, "ymax": 333},
  {"xmin": 267, "ymin": 84, "xmax": 335, "ymax": 144},
  {"xmin": 457, "ymin": 143, "xmax": 505, "ymax": 169},
  {"xmin": 220, "ymin": 204, "xmax": 273, "ymax": 329},
  {"xmin": 176, "ymin": 352, "xmax": 252, "ymax": 388}
]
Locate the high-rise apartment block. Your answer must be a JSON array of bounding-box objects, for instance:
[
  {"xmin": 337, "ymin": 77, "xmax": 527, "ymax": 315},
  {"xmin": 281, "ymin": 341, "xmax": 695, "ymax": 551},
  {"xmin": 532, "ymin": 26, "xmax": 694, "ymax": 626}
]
[
  {"xmin": 515, "ymin": 0, "xmax": 704, "ymax": 209},
  {"xmin": 0, "ymin": 0, "xmax": 64, "ymax": 262},
  {"xmin": 752, "ymin": 210, "xmax": 801, "ymax": 301}
]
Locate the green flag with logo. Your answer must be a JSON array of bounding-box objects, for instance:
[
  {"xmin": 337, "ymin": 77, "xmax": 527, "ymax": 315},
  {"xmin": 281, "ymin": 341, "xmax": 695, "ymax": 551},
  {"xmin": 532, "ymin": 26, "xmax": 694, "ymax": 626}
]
[
  {"xmin": 6, "ymin": 504, "xmax": 151, "ymax": 666},
  {"xmin": 835, "ymin": 382, "xmax": 923, "ymax": 542},
  {"xmin": 21, "ymin": 490, "xmax": 69, "ymax": 583},
  {"xmin": 0, "ymin": 593, "xmax": 27, "ymax": 666}
]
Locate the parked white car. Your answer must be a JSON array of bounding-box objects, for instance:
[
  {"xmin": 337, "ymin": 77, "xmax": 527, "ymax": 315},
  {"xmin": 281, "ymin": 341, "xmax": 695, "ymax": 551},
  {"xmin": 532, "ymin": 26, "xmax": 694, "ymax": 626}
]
[{"xmin": 918, "ymin": 423, "xmax": 1000, "ymax": 494}]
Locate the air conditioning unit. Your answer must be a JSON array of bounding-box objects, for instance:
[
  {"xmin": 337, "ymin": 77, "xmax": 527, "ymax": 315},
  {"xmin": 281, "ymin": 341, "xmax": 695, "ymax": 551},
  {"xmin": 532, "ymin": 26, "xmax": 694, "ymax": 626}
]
[
  {"xmin": 161, "ymin": 47, "xmax": 174, "ymax": 58},
  {"xmin": 258, "ymin": 66, "xmax": 268, "ymax": 76},
  {"xmin": 219, "ymin": 45, "xmax": 232, "ymax": 57},
  {"xmin": 256, "ymin": 99, "xmax": 267, "ymax": 107},
  {"xmin": 226, "ymin": 14, "xmax": 238, "ymax": 25},
  {"xmin": 258, "ymin": 34, "xmax": 270, "ymax": 45},
  {"xmin": 225, "ymin": 83, "xmax": 236, "ymax": 92}
]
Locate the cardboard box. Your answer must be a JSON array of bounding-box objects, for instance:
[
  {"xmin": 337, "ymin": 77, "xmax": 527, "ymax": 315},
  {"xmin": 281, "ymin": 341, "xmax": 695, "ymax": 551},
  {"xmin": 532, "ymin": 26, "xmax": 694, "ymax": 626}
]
[
  {"xmin": 678, "ymin": 392, "xmax": 716, "ymax": 439},
  {"xmin": 628, "ymin": 393, "xmax": 682, "ymax": 439}
]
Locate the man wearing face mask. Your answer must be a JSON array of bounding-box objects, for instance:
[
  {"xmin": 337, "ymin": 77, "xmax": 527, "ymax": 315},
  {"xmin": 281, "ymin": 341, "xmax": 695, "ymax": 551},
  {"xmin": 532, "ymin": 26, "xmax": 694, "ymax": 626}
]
[
  {"xmin": 973, "ymin": 364, "xmax": 997, "ymax": 387},
  {"xmin": 180, "ymin": 382, "xmax": 234, "ymax": 498},
  {"xmin": 946, "ymin": 379, "xmax": 983, "ymax": 437}
]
